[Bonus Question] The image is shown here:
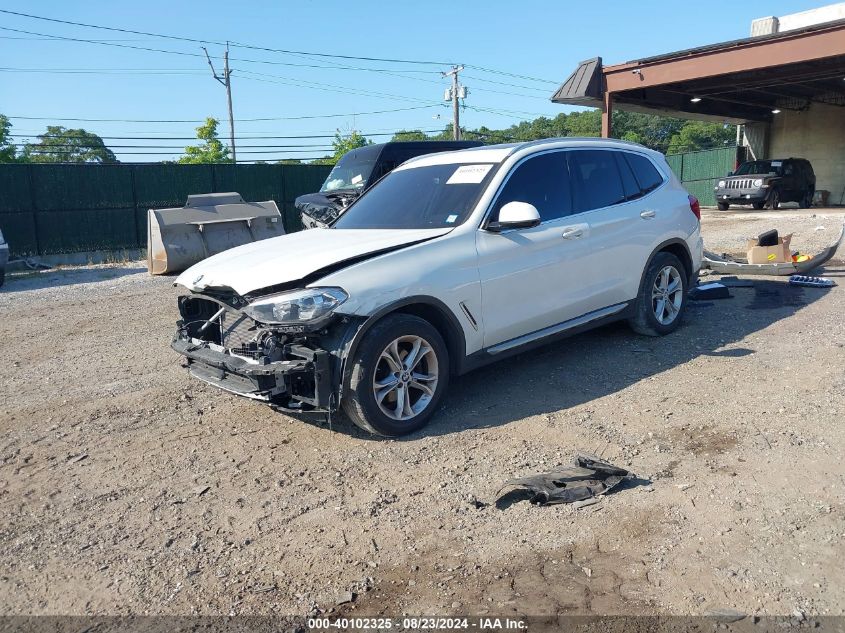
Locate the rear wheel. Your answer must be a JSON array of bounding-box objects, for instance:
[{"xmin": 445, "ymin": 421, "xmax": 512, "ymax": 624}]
[
  {"xmin": 799, "ymin": 189, "xmax": 814, "ymax": 209},
  {"xmin": 717, "ymin": 202, "xmax": 730, "ymax": 211},
  {"xmin": 343, "ymin": 314, "xmax": 449, "ymax": 437},
  {"xmin": 628, "ymin": 252, "xmax": 687, "ymax": 337}
]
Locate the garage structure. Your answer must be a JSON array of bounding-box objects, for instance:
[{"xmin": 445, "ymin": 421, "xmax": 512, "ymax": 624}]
[{"xmin": 552, "ymin": 5, "xmax": 845, "ymax": 206}]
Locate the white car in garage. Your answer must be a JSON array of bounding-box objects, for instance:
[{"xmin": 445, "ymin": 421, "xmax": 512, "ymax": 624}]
[{"xmin": 172, "ymin": 138, "xmax": 703, "ymax": 436}]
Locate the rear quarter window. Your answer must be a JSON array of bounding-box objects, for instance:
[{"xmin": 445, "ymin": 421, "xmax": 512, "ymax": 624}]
[{"xmin": 624, "ymin": 153, "xmax": 664, "ymax": 195}]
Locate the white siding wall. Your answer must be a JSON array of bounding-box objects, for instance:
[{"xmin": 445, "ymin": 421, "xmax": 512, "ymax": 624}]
[{"xmin": 768, "ymin": 103, "xmax": 845, "ymax": 205}]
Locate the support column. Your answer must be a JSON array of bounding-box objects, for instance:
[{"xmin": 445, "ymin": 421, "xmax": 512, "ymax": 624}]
[{"xmin": 601, "ymin": 91, "xmax": 613, "ymax": 138}]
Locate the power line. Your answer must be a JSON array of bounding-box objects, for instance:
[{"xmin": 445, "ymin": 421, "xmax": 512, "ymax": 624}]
[
  {"xmin": 0, "ymin": 9, "xmax": 561, "ymax": 87},
  {"xmin": 463, "ymin": 64, "xmax": 558, "ymax": 85},
  {"xmin": 0, "ymin": 27, "xmax": 446, "ymax": 106},
  {"xmin": 0, "ymin": 9, "xmax": 456, "ymax": 66},
  {"xmin": 3, "ymin": 105, "xmax": 441, "ymax": 123},
  {"xmin": 12, "ymin": 143, "xmax": 334, "ymax": 149},
  {"xmin": 462, "ymin": 74, "xmax": 551, "ymax": 93},
  {"xmin": 8, "ymin": 129, "xmax": 446, "ymax": 140}
]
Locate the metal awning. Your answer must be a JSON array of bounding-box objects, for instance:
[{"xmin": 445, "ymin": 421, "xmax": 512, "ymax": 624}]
[
  {"xmin": 550, "ymin": 57, "xmax": 603, "ymax": 108},
  {"xmin": 551, "ymin": 18, "xmax": 845, "ymax": 132}
]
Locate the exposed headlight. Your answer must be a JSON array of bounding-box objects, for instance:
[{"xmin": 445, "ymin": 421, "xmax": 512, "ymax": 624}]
[
  {"xmin": 243, "ymin": 287, "xmax": 348, "ymax": 324},
  {"xmin": 718, "ymin": 180, "xmax": 726, "ymax": 188},
  {"xmin": 753, "ymin": 178, "xmax": 763, "ymax": 187}
]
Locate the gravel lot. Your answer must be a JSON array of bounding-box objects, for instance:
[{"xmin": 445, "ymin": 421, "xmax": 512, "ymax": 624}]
[{"xmin": 1, "ymin": 209, "xmax": 843, "ymax": 618}]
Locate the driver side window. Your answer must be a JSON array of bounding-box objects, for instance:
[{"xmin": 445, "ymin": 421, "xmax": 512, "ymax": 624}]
[{"xmin": 490, "ymin": 151, "xmax": 572, "ymax": 223}]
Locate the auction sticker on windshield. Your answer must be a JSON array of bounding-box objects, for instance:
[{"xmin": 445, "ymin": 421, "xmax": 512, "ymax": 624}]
[{"xmin": 446, "ymin": 164, "xmax": 493, "ymax": 184}]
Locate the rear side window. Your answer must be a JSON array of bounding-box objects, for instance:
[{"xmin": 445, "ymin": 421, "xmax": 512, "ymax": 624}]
[
  {"xmin": 569, "ymin": 150, "xmax": 626, "ymax": 212},
  {"xmin": 615, "ymin": 152, "xmax": 642, "ymax": 201},
  {"xmin": 624, "ymin": 153, "xmax": 664, "ymax": 195},
  {"xmin": 491, "ymin": 151, "xmax": 572, "ymax": 223}
]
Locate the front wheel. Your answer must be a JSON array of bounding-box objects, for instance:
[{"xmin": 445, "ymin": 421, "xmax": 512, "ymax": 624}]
[
  {"xmin": 768, "ymin": 188, "xmax": 781, "ymax": 210},
  {"xmin": 343, "ymin": 314, "xmax": 449, "ymax": 437},
  {"xmin": 717, "ymin": 202, "xmax": 730, "ymax": 211},
  {"xmin": 628, "ymin": 252, "xmax": 687, "ymax": 337}
]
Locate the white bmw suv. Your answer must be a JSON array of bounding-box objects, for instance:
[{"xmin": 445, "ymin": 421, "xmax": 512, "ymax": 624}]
[{"xmin": 173, "ymin": 138, "xmax": 702, "ymax": 436}]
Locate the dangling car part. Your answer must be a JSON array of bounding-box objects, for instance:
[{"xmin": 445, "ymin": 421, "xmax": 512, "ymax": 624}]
[
  {"xmin": 703, "ymin": 222, "xmax": 844, "ymax": 276},
  {"xmin": 296, "ymin": 141, "xmax": 482, "ymax": 229},
  {"xmin": 147, "ymin": 192, "xmax": 284, "ymax": 275}
]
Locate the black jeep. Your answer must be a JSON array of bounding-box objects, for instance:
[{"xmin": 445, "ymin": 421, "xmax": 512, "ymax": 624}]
[{"xmin": 713, "ymin": 158, "xmax": 815, "ymax": 211}]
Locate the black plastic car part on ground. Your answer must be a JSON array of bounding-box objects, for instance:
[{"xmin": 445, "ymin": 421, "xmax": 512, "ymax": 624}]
[
  {"xmin": 295, "ymin": 141, "xmax": 482, "ymax": 229},
  {"xmin": 494, "ymin": 454, "xmax": 635, "ymax": 508},
  {"xmin": 713, "ymin": 158, "xmax": 815, "ymax": 210}
]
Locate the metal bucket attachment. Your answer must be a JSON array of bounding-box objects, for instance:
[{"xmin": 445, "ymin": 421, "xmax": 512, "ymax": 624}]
[{"xmin": 147, "ymin": 192, "xmax": 285, "ymax": 275}]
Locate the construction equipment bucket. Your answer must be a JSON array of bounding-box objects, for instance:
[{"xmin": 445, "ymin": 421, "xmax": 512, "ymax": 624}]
[{"xmin": 147, "ymin": 192, "xmax": 285, "ymax": 275}]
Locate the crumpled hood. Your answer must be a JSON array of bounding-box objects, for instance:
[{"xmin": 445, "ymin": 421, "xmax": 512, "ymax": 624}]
[
  {"xmin": 295, "ymin": 191, "xmax": 360, "ymax": 227},
  {"xmin": 175, "ymin": 227, "xmax": 452, "ymax": 295}
]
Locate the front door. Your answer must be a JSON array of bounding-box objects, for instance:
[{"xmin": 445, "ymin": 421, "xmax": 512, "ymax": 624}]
[{"xmin": 476, "ymin": 151, "xmax": 594, "ymax": 348}]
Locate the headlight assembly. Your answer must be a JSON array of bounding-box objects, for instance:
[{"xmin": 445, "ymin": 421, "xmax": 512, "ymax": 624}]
[
  {"xmin": 753, "ymin": 178, "xmax": 763, "ymax": 187},
  {"xmin": 243, "ymin": 287, "xmax": 348, "ymax": 324},
  {"xmin": 717, "ymin": 180, "xmax": 726, "ymax": 188}
]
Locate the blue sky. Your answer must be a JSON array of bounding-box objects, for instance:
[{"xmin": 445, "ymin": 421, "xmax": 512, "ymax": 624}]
[{"xmin": 0, "ymin": 0, "xmax": 826, "ymax": 162}]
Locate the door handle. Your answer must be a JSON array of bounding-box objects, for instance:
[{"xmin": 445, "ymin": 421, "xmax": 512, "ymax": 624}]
[
  {"xmin": 640, "ymin": 210, "xmax": 656, "ymax": 219},
  {"xmin": 561, "ymin": 227, "xmax": 583, "ymax": 239}
]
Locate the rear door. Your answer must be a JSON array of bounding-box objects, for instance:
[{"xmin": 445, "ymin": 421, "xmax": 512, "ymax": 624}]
[{"xmin": 564, "ymin": 149, "xmax": 661, "ymax": 311}]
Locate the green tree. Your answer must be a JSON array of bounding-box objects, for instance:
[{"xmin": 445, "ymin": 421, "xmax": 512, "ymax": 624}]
[
  {"xmin": 23, "ymin": 126, "xmax": 117, "ymax": 163},
  {"xmin": 666, "ymin": 121, "xmax": 735, "ymax": 155},
  {"xmin": 331, "ymin": 129, "xmax": 370, "ymax": 160},
  {"xmin": 311, "ymin": 129, "xmax": 371, "ymax": 165},
  {"xmin": 391, "ymin": 129, "xmax": 430, "ymax": 142},
  {"xmin": 179, "ymin": 117, "xmax": 230, "ymax": 164},
  {"xmin": 0, "ymin": 114, "xmax": 16, "ymax": 162},
  {"xmin": 277, "ymin": 158, "xmax": 302, "ymax": 165}
]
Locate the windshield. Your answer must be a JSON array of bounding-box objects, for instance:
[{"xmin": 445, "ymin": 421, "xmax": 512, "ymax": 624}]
[
  {"xmin": 735, "ymin": 160, "xmax": 780, "ymax": 176},
  {"xmin": 320, "ymin": 156, "xmax": 376, "ymax": 192},
  {"xmin": 333, "ymin": 163, "xmax": 497, "ymax": 230}
]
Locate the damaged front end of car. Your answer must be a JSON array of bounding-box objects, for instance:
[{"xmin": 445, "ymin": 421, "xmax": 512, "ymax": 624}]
[{"xmin": 172, "ymin": 285, "xmax": 357, "ymax": 413}]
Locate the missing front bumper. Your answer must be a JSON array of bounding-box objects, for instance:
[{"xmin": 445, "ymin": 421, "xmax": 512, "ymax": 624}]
[{"xmin": 171, "ymin": 336, "xmax": 334, "ymax": 411}]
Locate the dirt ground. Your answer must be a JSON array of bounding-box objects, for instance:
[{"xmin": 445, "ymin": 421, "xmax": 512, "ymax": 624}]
[{"xmin": 1, "ymin": 208, "xmax": 843, "ymax": 618}]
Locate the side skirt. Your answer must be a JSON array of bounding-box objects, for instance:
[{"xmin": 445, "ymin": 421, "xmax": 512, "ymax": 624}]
[{"xmin": 458, "ymin": 301, "xmax": 635, "ymax": 375}]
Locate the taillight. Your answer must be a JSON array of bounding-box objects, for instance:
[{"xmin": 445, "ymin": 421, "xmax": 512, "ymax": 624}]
[{"xmin": 688, "ymin": 194, "xmax": 701, "ymax": 220}]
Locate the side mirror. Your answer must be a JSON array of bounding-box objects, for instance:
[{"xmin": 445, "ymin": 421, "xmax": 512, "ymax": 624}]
[
  {"xmin": 487, "ymin": 201, "xmax": 541, "ymax": 232},
  {"xmin": 727, "ymin": 171, "xmax": 734, "ymax": 176}
]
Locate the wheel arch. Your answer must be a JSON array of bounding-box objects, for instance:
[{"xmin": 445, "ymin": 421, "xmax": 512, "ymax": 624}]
[
  {"xmin": 339, "ymin": 296, "xmax": 467, "ymax": 392},
  {"xmin": 639, "ymin": 239, "xmax": 694, "ymax": 292}
]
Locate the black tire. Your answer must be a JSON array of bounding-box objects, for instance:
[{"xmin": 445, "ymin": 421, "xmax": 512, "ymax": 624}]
[
  {"xmin": 717, "ymin": 202, "xmax": 730, "ymax": 211},
  {"xmin": 752, "ymin": 201, "xmax": 765, "ymax": 210},
  {"xmin": 628, "ymin": 252, "xmax": 688, "ymax": 337},
  {"xmin": 0, "ymin": 267, "xmax": 4, "ymax": 288},
  {"xmin": 342, "ymin": 313, "xmax": 450, "ymax": 437},
  {"xmin": 799, "ymin": 189, "xmax": 813, "ymax": 209},
  {"xmin": 768, "ymin": 188, "xmax": 781, "ymax": 210}
]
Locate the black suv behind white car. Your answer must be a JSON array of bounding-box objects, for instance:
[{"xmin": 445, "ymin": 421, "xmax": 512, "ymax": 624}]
[{"xmin": 714, "ymin": 158, "xmax": 815, "ymax": 210}]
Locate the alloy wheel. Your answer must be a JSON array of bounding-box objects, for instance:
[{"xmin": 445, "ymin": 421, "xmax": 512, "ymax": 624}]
[
  {"xmin": 372, "ymin": 335, "xmax": 439, "ymax": 421},
  {"xmin": 652, "ymin": 265, "xmax": 683, "ymax": 325}
]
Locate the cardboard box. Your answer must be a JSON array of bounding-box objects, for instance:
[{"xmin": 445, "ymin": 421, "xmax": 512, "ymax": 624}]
[{"xmin": 746, "ymin": 233, "xmax": 792, "ymax": 264}]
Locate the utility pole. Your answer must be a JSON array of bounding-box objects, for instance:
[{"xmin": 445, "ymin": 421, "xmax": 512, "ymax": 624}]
[
  {"xmin": 442, "ymin": 65, "xmax": 465, "ymax": 141},
  {"xmin": 202, "ymin": 43, "xmax": 236, "ymax": 163}
]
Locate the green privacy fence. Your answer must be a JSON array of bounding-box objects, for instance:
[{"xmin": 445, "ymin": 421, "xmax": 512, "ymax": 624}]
[
  {"xmin": 0, "ymin": 163, "xmax": 332, "ymax": 258},
  {"xmin": 665, "ymin": 145, "xmax": 748, "ymax": 205}
]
